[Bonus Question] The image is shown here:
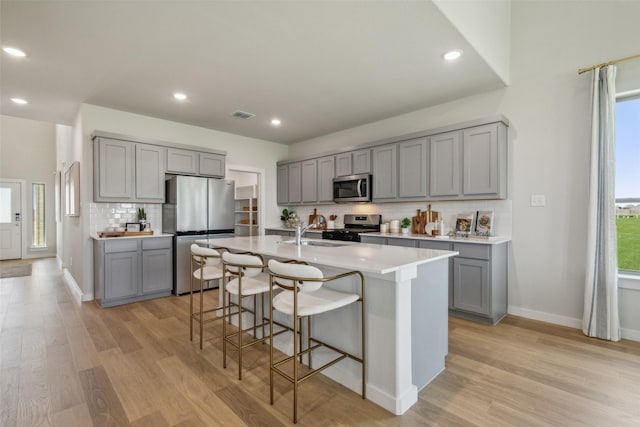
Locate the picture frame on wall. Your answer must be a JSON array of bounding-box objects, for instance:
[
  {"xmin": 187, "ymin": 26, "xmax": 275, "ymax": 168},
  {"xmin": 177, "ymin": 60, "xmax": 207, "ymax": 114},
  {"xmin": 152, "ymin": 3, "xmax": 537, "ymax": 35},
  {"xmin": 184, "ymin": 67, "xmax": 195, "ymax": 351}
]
[
  {"xmin": 455, "ymin": 212, "xmax": 475, "ymax": 235},
  {"xmin": 475, "ymin": 211, "xmax": 494, "ymax": 236}
]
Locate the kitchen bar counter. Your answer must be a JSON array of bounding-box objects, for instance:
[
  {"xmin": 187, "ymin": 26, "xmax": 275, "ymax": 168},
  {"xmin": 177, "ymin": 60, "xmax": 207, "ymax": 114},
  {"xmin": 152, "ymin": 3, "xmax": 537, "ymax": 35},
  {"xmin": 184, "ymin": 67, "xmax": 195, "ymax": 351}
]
[
  {"xmin": 366, "ymin": 231, "xmax": 511, "ymax": 245},
  {"xmin": 91, "ymin": 232, "xmax": 173, "ymax": 241},
  {"xmin": 196, "ymin": 235, "xmax": 457, "ymax": 415}
]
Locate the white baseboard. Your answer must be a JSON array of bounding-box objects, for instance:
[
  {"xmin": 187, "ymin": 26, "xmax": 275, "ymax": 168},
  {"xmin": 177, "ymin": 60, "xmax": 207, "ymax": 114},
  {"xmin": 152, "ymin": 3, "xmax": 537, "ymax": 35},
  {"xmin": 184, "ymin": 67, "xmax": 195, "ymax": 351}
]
[
  {"xmin": 508, "ymin": 306, "xmax": 582, "ymax": 329},
  {"xmin": 621, "ymin": 327, "xmax": 640, "ymax": 342},
  {"xmin": 508, "ymin": 305, "xmax": 640, "ymax": 343},
  {"xmin": 62, "ymin": 268, "xmax": 84, "ymax": 301}
]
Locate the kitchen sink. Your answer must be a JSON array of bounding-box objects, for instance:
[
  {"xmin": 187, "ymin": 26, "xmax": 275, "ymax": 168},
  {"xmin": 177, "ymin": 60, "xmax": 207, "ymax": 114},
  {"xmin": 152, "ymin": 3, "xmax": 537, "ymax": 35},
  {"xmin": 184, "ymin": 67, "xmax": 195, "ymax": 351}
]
[{"xmin": 279, "ymin": 239, "xmax": 346, "ymax": 247}]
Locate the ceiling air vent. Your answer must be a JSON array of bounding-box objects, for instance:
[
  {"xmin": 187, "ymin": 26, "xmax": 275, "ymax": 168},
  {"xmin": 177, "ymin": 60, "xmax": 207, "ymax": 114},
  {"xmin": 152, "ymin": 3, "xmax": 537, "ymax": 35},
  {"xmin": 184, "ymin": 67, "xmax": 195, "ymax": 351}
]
[{"xmin": 231, "ymin": 110, "xmax": 255, "ymax": 120}]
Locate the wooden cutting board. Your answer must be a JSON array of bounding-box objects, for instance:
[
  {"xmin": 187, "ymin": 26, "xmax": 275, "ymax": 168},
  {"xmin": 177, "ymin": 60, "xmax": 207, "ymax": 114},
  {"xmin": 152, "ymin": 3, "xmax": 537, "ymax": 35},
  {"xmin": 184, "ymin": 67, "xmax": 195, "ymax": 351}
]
[{"xmin": 308, "ymin": 208, "xmax": 317, "ymax": 225}]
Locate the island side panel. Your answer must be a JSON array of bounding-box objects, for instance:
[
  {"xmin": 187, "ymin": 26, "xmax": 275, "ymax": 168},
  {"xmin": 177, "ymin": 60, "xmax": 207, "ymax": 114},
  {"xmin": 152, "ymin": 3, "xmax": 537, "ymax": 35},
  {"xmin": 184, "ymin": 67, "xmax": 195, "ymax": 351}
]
[{"xmin": 411, "ymin": 258, "xmax": 449, "ymax": 389}]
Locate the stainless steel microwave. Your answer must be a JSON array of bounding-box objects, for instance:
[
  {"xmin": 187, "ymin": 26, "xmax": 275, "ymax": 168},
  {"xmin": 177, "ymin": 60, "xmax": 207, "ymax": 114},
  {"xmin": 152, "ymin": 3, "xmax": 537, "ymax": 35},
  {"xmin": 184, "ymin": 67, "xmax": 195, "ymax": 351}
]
[{"xmin": 333, "ymin": 174, "xmax": 372, "ymax": 203}]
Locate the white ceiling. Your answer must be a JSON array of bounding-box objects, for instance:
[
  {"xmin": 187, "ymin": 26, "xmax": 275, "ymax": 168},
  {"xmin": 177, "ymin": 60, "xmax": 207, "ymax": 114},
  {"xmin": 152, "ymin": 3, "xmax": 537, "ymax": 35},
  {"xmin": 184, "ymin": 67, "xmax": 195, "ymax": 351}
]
[{"xmin": 0, "ymin": 1, "xmax": 505, "ymax": 144}]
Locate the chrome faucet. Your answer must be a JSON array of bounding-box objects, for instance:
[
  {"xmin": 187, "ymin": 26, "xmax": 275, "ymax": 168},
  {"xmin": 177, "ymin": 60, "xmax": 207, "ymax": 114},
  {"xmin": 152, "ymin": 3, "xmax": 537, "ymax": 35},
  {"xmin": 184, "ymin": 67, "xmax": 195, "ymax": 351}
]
[{"xmin": 295, "ymin": 222, "xmax": 317, "ymax": 245}]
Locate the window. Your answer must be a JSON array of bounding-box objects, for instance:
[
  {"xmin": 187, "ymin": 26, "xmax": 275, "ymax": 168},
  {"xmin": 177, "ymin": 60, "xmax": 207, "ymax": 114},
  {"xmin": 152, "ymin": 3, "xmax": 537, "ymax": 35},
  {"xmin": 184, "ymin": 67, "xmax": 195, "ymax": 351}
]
[
  {"xmin": 615, "ymin": 95, "xmax": 640, "ymax": 273},
  {"xmin": 32, "ymin": 183, "xmax": 46, "ymax": 248}
]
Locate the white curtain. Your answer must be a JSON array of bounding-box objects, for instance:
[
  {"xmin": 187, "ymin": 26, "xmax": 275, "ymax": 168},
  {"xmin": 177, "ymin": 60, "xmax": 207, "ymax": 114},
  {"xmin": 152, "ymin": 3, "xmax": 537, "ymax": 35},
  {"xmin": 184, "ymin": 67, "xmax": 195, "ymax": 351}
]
[{"xmin": 582, "ymin": 65, "xmax": 620, "ymax": 341}]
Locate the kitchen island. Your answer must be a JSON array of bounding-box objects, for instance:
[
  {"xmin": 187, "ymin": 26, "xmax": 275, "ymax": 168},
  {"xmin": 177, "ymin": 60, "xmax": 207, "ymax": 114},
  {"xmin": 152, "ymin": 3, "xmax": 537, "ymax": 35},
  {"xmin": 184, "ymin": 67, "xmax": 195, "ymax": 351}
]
[{"xmin": 196, "ymin": 234, "xmax": 458, "ymax": 415}]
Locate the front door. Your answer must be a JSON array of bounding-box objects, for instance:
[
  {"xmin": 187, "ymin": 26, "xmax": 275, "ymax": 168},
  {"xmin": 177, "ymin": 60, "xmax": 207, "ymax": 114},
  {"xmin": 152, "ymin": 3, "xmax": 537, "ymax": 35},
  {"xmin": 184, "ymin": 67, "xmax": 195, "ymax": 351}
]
[{"xmin": 0, "ymin": 181, "xmax": 22, "ymax": 260}]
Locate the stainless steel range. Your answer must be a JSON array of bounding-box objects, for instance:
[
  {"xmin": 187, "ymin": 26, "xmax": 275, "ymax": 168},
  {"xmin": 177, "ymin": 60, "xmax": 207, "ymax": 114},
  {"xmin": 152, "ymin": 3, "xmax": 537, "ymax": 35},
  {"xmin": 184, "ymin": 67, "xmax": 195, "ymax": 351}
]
[{"xmin": 322, "ymin": 214, "xmax": 381, "ymax": 242}]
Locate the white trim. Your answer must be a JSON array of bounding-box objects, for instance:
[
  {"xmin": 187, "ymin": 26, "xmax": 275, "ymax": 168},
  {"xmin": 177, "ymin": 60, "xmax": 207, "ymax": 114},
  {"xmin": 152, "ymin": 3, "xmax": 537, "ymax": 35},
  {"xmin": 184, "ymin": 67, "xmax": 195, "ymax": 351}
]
[
  {"xmin": 619, "ymin": 273, "xmax": 640, "ymax": 291},
  {"xmin": 621, "ymin": 327, "xmax": 640, "ymax": 342},
  {"xmin": 508, "ymin": 305, "xmax": 582, "ymax": 329},
  {"xmin": 63, "ymin": 268, "xmax": 86, "ymax": 301},
  {"xmin": 0, "ymin": 178, "xmax": 27, "ymax": 259},
  {"xmin": 226, "ymin": 164, "xmax": 265, "ymax": 236}
]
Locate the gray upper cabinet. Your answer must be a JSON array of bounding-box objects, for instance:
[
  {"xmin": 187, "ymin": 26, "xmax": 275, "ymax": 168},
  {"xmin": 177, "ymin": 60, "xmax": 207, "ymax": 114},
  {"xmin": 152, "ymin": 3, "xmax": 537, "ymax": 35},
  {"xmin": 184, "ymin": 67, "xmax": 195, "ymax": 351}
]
[
  {"xmin": 398, "ymin": 137, "xmax": 428, "ymax": 199},
  {"xmin": 317, "ymin": 156, "xmax": 335, "ymax": 202},
  {"xmin": 288, "ymin": 162, "xmax": 302, "ymax": 204},
  {"xmin": 95, "ymin": 137, "xmax": 134, "ymax": 201},
  {"xmin": 372, "ymin": 144, "xmax": 397, "ymax": 200},
  {"xmin": 135, "ymin": 144, "xmax": 165, "ymax": 202},
  {"xmin": 335, "ymin": 152, "xmax": 352, "ymax": 177},
  {"xmin": 353, "ymin": 149, "xmax": 372, "ymax": 174},
  {"xmin": 95, "ymin": 138, "xmax": 166, "ymax": 203},
  {"xmin": 277, "ymin": 165, "xmax": 289, "ymax": 205},
  {"xmin": 463, "ymin": 123, "xmax": 504, "ymax": 197},
  {"xmin": 275, "ymin": 117, "xmax": 507, "ymax": 205},
  {"xmin": 301, "ymin": 159, "xmax": 318, "ymax": 203},
  {"xmin": 199, "ymin": 152, "xmax": 225, "ymax": 177},
  {"xmin": 429, "ymin": 123, "xmax": 507, "ymax": 200},
  {"xmin": 429, "ymin": 131, "xmax": 461, "ymax": 198},
  {"xmin": 167, "ymin": 148, "xmax": 198, "ymax": 174}
]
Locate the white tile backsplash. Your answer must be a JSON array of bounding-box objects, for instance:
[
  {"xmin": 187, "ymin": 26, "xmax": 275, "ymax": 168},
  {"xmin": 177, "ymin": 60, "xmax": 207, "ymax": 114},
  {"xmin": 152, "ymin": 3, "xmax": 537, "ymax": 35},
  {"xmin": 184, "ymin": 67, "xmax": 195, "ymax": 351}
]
[
  {"xmin": 90, "ymin": 203, "xmax": 162, "ymax": 235},
  {"xmin": 283, "ymin": 200, "xmax": 512, "ymax": 237}
]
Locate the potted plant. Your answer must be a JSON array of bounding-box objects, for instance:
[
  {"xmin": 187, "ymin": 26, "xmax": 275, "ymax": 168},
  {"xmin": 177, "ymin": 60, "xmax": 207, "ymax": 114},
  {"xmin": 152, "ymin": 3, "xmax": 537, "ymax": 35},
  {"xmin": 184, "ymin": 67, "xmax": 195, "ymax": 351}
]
[
  {"xmin": 280, "ymin": 209, "xmax": 299, "ymax": 228},
  {"xmin": 401, "ymin": 217, "xmax": 411, "ymax": 234}
]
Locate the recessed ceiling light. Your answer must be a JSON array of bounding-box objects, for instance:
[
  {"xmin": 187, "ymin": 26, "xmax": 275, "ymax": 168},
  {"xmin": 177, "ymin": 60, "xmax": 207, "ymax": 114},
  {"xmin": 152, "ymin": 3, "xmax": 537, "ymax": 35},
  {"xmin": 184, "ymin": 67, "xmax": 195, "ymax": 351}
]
[
  {"xmin": 2, "ymin": 46, "xmax": 27, "ymax": 57},
  {"xmin": 443, "ymin": 49, "xmax": 463, "ymax": 61},
  {"xmin": 173, "ymin": 92, "xmax": 187, "ymax": 101},
  {"xmin": 271, "ymin": 119, "xmax": 281, "ymax": 126},
  {"xmin": 11, "ymin": 98, "xmax": 28, "ymax": 105}
]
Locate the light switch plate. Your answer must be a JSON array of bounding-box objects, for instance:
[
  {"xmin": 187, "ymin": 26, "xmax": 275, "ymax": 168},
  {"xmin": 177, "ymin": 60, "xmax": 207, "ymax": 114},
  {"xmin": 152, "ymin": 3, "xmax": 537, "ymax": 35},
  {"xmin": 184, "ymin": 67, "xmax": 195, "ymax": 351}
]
[{"xmin": 531, "ymin": 194, "xmax": 546, "ymax": 207}]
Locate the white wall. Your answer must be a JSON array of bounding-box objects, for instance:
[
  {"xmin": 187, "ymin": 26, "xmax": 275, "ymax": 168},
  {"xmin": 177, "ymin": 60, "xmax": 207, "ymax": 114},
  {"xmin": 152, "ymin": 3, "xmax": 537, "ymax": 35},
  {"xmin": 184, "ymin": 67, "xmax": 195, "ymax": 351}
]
[
  {"xmin": 0, "ymin": 115, "xmax": 57, "ymax": 259},
  {"xmin": 433, "ymin": 0, "xmax": 511, "ymax": 84},
  {"xmin": 289, "ymin": 1, "xmax": 640, "ymax": 338},
  {"xmin": 64, "ymin": 104, "xmax": 288, "ymax": 299}
]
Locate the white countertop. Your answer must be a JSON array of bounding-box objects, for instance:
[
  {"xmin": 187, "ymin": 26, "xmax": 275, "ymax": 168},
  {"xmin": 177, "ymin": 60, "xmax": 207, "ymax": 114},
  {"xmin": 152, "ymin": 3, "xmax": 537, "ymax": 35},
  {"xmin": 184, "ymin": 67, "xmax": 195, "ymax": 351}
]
[
  {"xmin": 264, "ymin": 227, "xmax": 325, "ymax": 233},
  {"xmin": 91, "ymin": 232, "xmax": 173, "ymax": 241},
  {"xmin": 365, "ymin": 231, "xmax": 511, "ymax": 245},
  {"xmin": 196, "ymin": 235, "xmax": 457, "ymax": 275}
]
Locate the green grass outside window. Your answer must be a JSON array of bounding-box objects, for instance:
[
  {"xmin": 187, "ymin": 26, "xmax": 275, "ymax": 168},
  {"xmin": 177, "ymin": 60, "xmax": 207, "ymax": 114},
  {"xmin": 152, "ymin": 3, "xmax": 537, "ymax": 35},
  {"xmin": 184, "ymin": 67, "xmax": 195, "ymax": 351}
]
[{"xmin": 617, "ymin": 216, "xmax": 640, "ymax": 272}]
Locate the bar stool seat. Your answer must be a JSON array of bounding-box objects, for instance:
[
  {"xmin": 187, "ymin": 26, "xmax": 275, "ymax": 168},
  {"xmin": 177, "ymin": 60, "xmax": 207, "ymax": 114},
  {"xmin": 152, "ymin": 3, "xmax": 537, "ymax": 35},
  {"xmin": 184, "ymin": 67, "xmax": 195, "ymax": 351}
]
[
  {"xmin": 190, "ymin": 244, "xmax": 229, "ymax": 350},
  {"xmin": 222, "ymin": 252, "xmax": 274, "ymax": 380},
  {"xmin": 273, "ymin": 287, "xmax": 359, "ymax": 317},
  {"xmin": 268, "ymin": 259, "xmax": 366, "ymax": 424}
]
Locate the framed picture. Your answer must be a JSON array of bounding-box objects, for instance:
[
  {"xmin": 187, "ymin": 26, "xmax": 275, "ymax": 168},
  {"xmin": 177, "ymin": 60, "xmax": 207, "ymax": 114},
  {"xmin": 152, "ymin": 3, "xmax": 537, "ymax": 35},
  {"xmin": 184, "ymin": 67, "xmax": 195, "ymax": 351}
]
[
  {"xmin": 126, "ymin": 222, "xmax": 141, "ymax": 232},
  {"xmin": 64, "ymin": 161, "xmax": 80, "ymax": 217},
  {"xmin": 455, "ymin": 212, "xmax": 475, "ymax": 234},
  {"xmin": 475, "ymin": 211, "xmax": 494, "ymax": 236}
]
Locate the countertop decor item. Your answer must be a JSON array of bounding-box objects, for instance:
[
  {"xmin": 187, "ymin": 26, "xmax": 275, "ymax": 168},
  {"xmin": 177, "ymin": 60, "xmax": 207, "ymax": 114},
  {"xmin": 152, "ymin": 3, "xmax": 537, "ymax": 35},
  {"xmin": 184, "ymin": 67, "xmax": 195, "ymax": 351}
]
[
  {"xmin": 475, "ymin": 211, "xmax": 494, "ymax": 236},
  {"xmin": 401, "ymin": 217, "xmax": 411, "ymax": 234},
  {"xmin": 455, "ymin": 212, "xmax": 475, "ymax": 237}
]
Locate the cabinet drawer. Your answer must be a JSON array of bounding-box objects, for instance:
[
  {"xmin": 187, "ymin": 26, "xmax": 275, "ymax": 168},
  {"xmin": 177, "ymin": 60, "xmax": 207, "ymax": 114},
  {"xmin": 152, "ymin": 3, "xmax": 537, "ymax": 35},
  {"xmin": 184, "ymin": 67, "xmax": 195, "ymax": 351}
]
[
  {"xmin": 105, "ymin": 239, "xmax": 139, "ymax": 253},
  {"xmin": 418, "ymin": 240, "xmax": 453, "ymax": 251},
  {"xmin": 386, "ymin": 237, "xmax": 416, "ymax": 248},
  {"xmin": 143, "ymin": 237, "xmax": 172, "ymax": 250},
  {"xmin": 453, "ymin": 243, "xmax": 490, "ymax": 260}
]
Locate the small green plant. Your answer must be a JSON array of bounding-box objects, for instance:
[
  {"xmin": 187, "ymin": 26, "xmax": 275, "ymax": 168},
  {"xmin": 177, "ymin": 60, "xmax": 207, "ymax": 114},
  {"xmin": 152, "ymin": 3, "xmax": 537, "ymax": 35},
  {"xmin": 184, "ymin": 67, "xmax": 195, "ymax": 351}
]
[
  {"xmin": 137, "ymin": 207, "xmax": 147, "ymax": 221},
  {"xmin": 280, "ymin": 208, "xmax": 291, "ymax": 221},
  {"xmin": 401, "ymin": 217, "xmax": 411, "ymax": 228}
]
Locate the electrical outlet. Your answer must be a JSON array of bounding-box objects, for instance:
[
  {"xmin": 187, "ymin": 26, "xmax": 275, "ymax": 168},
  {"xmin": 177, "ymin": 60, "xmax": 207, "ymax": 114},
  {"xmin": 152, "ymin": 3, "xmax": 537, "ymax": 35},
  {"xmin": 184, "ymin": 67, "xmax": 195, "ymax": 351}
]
[{"xmin": 530, "ymin": 194, "xmax": 546, "ymax": 207}]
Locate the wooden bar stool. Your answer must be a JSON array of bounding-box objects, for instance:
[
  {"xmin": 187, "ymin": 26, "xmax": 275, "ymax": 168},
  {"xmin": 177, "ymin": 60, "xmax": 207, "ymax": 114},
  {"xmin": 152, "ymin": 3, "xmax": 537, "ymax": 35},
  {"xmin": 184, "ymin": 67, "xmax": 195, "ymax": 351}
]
[
  {"xmin": 267, "ymin": 259, "xmax": 366, "ymax": 424},
  {"xmin": 189, "ymin": 244, "xmax": 229, "ymax": 349},
  {"xmin": 221, "ymin": 251, "xmax": 274, "ymax": 380}
]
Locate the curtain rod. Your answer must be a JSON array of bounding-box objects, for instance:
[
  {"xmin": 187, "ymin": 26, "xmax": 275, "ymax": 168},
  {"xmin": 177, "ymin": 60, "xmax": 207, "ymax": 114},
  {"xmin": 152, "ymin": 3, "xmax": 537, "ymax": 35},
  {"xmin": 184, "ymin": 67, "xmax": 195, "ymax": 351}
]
[{"xmin": 578, "ymin": 53, "xmax": 640, "ymax": 74}]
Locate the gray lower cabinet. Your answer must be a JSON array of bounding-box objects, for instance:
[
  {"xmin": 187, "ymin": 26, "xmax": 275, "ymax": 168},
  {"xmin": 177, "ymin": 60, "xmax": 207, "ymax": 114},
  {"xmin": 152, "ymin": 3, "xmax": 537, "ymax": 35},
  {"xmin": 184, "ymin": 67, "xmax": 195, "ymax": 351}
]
[
  {"xmin": 264, "ymin": 229, "xmax": 294, "ymax": 237},
  {"xmin": 360, "ymin": 235, "xmax": 507, "ymax": 324},
  {"xmin": 94, "ymin": 237, "xmax": 173, "ymax": 308}
]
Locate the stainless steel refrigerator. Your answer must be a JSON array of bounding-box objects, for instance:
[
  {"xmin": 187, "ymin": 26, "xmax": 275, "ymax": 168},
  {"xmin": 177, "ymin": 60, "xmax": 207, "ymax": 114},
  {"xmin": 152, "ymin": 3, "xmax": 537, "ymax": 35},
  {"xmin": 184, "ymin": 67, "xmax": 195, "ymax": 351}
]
[{"xmin": 163, "ymin": 175, "xmax": 235, "ymax": 295}]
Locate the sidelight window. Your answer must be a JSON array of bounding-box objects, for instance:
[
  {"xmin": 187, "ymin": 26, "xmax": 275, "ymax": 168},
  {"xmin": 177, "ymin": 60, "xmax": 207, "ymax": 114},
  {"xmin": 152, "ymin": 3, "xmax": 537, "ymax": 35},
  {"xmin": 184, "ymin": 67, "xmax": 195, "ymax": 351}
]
[{"xmin": 32, "ymin": 183, "xmax": 46, "ymax": 248}]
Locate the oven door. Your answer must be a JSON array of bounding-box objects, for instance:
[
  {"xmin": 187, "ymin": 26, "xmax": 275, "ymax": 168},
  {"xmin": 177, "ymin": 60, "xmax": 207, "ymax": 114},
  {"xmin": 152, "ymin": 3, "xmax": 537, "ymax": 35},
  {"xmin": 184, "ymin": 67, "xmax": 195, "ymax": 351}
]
[{"xmin": 332, "ymin": 174, "xmax": 371, "ymax": 203}]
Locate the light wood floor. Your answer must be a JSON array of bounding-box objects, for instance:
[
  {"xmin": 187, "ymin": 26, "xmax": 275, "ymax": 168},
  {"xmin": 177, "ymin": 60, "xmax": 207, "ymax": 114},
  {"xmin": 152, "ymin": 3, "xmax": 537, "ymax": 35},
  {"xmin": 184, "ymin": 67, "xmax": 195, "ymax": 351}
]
[{"xmin": 1, "ymin": 258, "xmax": 640, "ymax": 426}]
